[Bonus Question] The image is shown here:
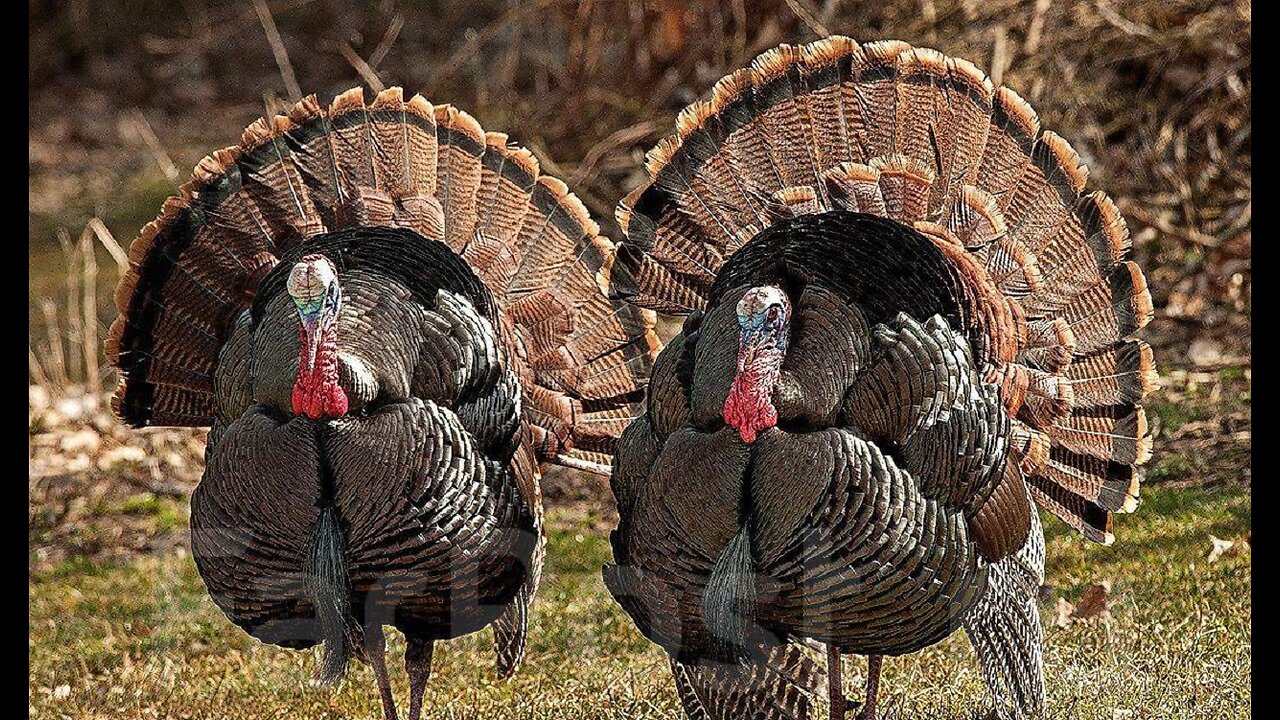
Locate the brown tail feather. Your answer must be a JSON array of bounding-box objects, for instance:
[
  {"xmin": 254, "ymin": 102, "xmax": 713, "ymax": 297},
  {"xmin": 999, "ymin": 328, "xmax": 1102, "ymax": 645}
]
[
  {"xmin": 872, "ymin": 155, "xmax": 934, "ymax": 223},
  {"xmin": 366, "ymin": 87, "xmax": 415, "ymax": 197},
  {"xmin": 433, "ymin": 105, "xmax": 485, "ymax": 253},
  {"xmin": 749, "ymin": 45, "xmax": 824, "ymax": 195},
  {"xmin": 824, "ymin": 162, "xmax": 887, "ymax": 215},
  {"xmin": 976, "ymin": 88, "xmax": 1040, "ymax": 213},
  {"xmin": 109, "ymin": 86, "xmax": 656, "ymax": 471},
  {"xmin": 610, "ymin": 38, "xmax": 1155, "ymax": 543},
  {"xmin": 799, "ymin": 37, "xmax": 859, "ymax": 172},
  {"xmin": 1067, "ymin": 340, "xmax": 1156, "ymax": 408},
  {"xmin": 852, "ymin": 40, "xmax": 911, "ymax": 159},
  {"xmin": 328, "ymin": 88, "xmax": 378, "ymax": 193}
]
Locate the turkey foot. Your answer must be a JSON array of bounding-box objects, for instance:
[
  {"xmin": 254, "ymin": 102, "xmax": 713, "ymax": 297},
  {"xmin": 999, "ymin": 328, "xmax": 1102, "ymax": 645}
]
[
  {"xmin": 405, "ymin": 637, "xmax": 435, "ymax": 720},
  {"xmin": 364, "ymin": 625, "xmax": 400, "ymax": 720},
  {"xmin": 855, "ymin": 654, "xmax": 883, "ymax": 720},
  {"xmin": 828, "ymin": 643, "xmax": 846, "ymax": 720}
]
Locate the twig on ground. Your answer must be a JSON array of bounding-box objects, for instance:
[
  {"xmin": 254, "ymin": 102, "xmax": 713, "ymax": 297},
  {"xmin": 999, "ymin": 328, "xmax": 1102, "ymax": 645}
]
[
  {"xmin": 466, "ymin": 28, "xmax": 488, "ymax": 107},
  {"xmin": 142, "ymin": 0, "xmax": 317, "ymax": 55},
  {"xmin": 730, "ymin": 0, "xmax": 747, "ymax": 62},
  {"xmin": 88, "ymin": 219, "xmax": 129, "ymax": 276},
  {"xmin": 29, "ymin": 348, "xmax": 53, "ymax": 390},
  {"xmin": 1025, "ymin": 0, "xmax": 1052, "ymax": 55},
  {"xmin": 920, "ymin": 0, "xmax": 937, "ymax": 27},
  {"xmin": 59, "ymin": 230, "xmax": 83, "ymax": 383},
  {"xmin": 570, "ymin": 120, "xmax": 662, "ymax": 186},
  {"xmin": 127, "ymin": 109, "xmax": 180, "ymax": 186},
  {"xmin": 1122, "ymin": 202, "xmax": 1221, "ymax": 249},
  {"xmin": 782, "ymin": 0, "xmax": 830, "ymax": 38},
  {"xmin": 79, "ymin": 227, "xmax": 100, "ymax": 399},
  {"xmin": 337, "ymin": 42, "xmax": 385, "ymax": 93},
  {"xmin": 428, "ymin": 3, "xmax": 528, "ymax": 93},
  {"xmin": 1094, "ymin": 0, "xmax": 1157, "ymax": 39},
  {"xmin": 40, "ymin": 300, "xmax": 68, "ymax": 391},
  {"xmin": 367, "ymin": 14, "xmax": 404, "ymax": 70},
  {"xmin": 990, "ymin": 25, "xmax": 1009, "ymax": 88},
  {"xmin": 253, "ymin": 0, "xmax": 302, "ymax": 102}
]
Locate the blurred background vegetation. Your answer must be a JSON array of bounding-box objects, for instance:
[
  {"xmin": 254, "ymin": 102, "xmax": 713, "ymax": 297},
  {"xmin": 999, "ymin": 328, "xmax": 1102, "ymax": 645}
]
[{"xmin": 30, "ymin": 2, "xmax": 1249, "ymax": 717}]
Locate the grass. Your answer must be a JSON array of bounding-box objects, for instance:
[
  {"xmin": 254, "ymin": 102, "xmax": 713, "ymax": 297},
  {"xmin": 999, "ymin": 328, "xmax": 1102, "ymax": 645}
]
[{"xmin": 29, "ymin": 488, "xmax": 1250, "ymax": 720}]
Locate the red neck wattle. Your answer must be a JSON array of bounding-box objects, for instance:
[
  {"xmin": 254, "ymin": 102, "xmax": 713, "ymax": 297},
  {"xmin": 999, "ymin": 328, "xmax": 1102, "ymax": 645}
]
[
  {"xmin": 723, "ymin": 360, "xmax": 779, "ymax": 444},
  {"xmin": 292, "ymin": 320, "xmax": 348, "ymax": 419}
]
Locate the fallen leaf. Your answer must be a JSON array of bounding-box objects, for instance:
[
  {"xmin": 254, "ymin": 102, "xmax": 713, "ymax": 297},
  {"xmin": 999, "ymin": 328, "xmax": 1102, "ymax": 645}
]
[
  {"xmin": 1072, "ymin": 581, "xmax": 1111, "ymax": 623},
  {"xmin": 59, "ymin": 429, "xmax": 101, "ymax": 454},
  {"xmin": 1188, "ymin": 337, "xmax": 1225, "ymax": 366},
  {"xmin": 29, "ymin": 385, "xmax": 50, "ymax": 412},
  {"xmin": 1208, "ymin": 533, "xmax": 1250, "ymax": 562},
  {"xmin": 98, "ymin": 445, "xmax": 147, "ymax": 470},
  {"xmin": 1208, "ymin": 535, "xmax": 1235, "ymax": 562},
  {"xmin": 65, "ymin": 453, "xmax": 92, "ymax": 473},
  {"xmin": 1054, "ymin": 597, "xmax": 1075, "ymax": 628}
]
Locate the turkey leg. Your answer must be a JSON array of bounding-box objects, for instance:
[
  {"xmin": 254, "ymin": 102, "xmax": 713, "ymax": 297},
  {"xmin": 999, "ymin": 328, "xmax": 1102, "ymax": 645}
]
[
  {"xmin": 405, "ymin": 636, "xmax": 435, "ymax": 720},
  {"xmin": 364, "ymin": 624, "xmax": 400, "ymax": 720},
  {"xmin": 828, "ymin": 643, "xmax": 846, "ymax": 720},
  {"xmin": 855, "ymin": 654, "xmax": 883, "ymax": 720}
]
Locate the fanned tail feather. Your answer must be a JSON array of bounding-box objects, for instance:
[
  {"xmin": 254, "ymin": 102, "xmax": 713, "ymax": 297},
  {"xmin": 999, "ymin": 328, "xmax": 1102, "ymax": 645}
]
[{"xmin": 108, "ymin": 86, "xmax": 658, "ymax": 471}]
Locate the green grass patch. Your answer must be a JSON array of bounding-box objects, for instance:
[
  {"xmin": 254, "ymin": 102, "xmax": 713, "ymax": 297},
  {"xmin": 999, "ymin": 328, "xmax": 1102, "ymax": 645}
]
[
  {"xmin": 1149, "ymin": 398, "xmax": 1210, "ymax": 435},
  {"xmin": 30, "ymin": 488, "xmax": 1250, "ymax": 719},
  {"xmin": 105, "ymin": 493, "xmax": 189, "ymax": 531}
]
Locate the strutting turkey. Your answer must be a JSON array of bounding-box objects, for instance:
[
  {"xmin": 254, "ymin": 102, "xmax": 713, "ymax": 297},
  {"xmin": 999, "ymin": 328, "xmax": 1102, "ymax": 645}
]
[
  {"xmin": 602, "ymin": 37, "xmax": 1155, "ymax": 720},
  {"xmin": 106, "ymin": 87, "xmax": 658, "ymax": 719}
]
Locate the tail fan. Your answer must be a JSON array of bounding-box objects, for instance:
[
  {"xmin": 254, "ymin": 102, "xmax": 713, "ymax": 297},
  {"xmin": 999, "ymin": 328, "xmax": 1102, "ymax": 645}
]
[
  {"xmin": 107, "ymin": 87, "xmax": 659, "ymax": 468},
  {"xmin": 609, "ymin": 38, "xmax": 1155, "ymax": 543}
]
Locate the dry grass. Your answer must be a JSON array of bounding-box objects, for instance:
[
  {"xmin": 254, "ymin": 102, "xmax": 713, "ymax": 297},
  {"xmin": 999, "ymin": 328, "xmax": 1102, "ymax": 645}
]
[{"xmin": 29, "ymin": 489, "xmax": 1250, "ymax": 720}]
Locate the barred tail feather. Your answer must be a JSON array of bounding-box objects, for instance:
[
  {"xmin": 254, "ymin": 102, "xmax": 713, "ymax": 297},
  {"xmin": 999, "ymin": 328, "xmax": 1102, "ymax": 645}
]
[{"xmin": 670, "ymin": 642, "xmax": 826, "ymax": 720}]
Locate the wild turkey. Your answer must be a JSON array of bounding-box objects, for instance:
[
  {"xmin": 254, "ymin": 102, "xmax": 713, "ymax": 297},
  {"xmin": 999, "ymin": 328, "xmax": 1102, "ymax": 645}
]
[
  {"xmin": 603, "ymin": 37, "xmax": 1155, "ymax": 720},
  {"xmin": 106, "ymin": 87, "xmax": 658, "ymax": 720}
]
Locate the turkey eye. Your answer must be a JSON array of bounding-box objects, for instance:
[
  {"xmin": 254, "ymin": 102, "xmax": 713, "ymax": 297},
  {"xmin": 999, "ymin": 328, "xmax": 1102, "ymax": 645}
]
[{"xmin": 766, "ymin": 305, "xmax": 780, "ymax": 321}]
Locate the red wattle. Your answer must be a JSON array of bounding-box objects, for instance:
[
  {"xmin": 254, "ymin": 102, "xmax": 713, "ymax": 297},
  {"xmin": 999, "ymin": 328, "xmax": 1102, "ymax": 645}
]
[
  {"xmin": 292, "ymin": 323, "xmax": 348, "ymax": 419},
  {"xmin": 723, "ymin": 372, "xmax": 777, "ymax": 444}
]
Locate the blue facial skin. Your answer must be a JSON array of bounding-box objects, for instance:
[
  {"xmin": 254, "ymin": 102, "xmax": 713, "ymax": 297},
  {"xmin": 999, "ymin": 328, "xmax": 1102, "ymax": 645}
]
[
  {"xmin": 292, "ymin": 280, "xmax": 342, "ymax": 374},
  {"xmin": 293, "ymin": 282, "xmax": 342, "ymax": 322},
  {"xmin": 737, "ymin": 303, "xmax": 790, "ymax": 356}
]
